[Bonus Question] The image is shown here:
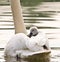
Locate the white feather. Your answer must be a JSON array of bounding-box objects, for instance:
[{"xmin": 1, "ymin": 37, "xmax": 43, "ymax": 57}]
[
  {"xmin": 26, "ymin": 32, "xmax": 48, "ymax": 52},
  {"xmin": 4, "ymin": 31, "xmax": 50, "ymax": 58},
  {"xmin": 4, "ymin": 33, "xmax": 29, "ymax": 57}
]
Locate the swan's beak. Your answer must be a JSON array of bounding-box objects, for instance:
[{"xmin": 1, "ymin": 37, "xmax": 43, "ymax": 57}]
[{"xmin": 27, "ymin": 32, "xmax": 33, "ymax": 38}]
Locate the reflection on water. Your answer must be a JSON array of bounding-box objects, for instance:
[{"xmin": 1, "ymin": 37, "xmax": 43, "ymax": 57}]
[
  {"xmin": 4, "ymin": 52, "xmax": 50, "ymax": 62},
  {"xmin": 5, "ymin": 57, "xmax": 50, "ymax": 62},
  {"xmin": 21, "ymin": 0, "xmax": 42, "ymax": 7},
  {"xmin": 1, "ymin": 49, "xmax": 60, "ymax": 62},
  {"xmin": 5, "ymin": 57, "xmax": 18, "ymax": 62}
]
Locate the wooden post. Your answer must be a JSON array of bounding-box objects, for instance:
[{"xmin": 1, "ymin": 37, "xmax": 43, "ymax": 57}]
[{"xmin": 11, "ymin": 0, "xmax": 27, "ymax": 34}]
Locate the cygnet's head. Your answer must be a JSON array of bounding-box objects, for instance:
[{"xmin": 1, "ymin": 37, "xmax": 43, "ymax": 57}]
[{"xmin": 28, "ymin": 26, "xmax": 38, "ymax": 38}]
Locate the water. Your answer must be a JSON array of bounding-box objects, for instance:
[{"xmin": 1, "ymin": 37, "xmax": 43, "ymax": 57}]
[
  {"xmin": 0, "ymin": 49, "xmax": 60, "ymax": 62},
  {"xmin": 0, "ymin": 1, "xmax": 60, "ymax": 62}
]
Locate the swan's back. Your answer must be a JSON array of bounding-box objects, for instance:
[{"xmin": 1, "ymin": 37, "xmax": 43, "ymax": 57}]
[{"xmin": 4, "ymin": 33, "xmax": 29, "ymax": 57}]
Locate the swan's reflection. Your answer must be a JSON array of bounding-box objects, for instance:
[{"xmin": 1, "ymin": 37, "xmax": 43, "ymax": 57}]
[
  {"xmin": 5, "ymin": 53, "xmax": 50, "ymax": 62},
  {"xmin": 5, "ymin": 57, "xmax": 28, "ymax": 62}
]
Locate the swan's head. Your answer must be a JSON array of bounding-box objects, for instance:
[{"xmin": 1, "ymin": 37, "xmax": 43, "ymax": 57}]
[{"xmin": 28, "ymin": 26, "xmax": 38, "ymax": 38}]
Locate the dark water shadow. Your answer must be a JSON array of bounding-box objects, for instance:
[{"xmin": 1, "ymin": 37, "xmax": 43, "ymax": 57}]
[
  {"xmin": 5, "ymin": 52, "xmax": 50, "ymax": 62},
  {"xmin": 5, "ymin": 57, "xmax": 50, "ymax": 62}
]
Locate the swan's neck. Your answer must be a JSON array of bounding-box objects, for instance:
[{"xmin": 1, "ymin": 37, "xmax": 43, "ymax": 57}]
[{"xmin": 11, "ymin": 0, "xmax": 27, "ymax": 34}]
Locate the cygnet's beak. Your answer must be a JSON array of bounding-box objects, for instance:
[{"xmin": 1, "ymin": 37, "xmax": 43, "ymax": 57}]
[{"xmin": 27, "ymin": 32, "xmax": 33, "ymax": 38}]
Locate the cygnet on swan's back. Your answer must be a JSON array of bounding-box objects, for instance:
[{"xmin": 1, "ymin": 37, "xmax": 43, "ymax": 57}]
[
  {"xmin": 27, "ymin": 26, "xmax": 50, "ymax": 51},
  {"xmin": 26, "ymin": 32, "xmax": 47, "ymax": 51}
]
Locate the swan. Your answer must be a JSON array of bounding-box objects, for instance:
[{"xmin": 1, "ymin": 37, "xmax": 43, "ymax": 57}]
[
  {"xmin": 27, "ymin": 26, "xmax": 50, "ymax": 51},
  {"xmin": 4, "ymin": 33, "xmax": 30, "ymax": 58},
  {"xmin": 4, "ymin": 26, "xmax": 50, "ymax": 60},
  {"xmin": 5, "ymin": 0, "xmax": 50, "ymax": 61}
]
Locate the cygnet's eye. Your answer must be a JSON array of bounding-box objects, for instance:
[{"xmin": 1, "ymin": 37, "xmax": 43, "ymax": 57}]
[{"xmin": 32, "ymin": 29, "xmax": 34, "ymax": 32}]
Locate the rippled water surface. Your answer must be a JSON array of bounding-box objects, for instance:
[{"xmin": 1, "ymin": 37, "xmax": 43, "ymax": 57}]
[{"xmin": 0, "ymin": 1, "xmax": 60, "ymax": 62}]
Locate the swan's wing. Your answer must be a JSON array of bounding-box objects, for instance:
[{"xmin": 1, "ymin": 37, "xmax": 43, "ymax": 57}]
[
  {"xmin": 36, "ymin": 32, "xmax": 48, "ymax": 46},
  {"xmin": 17, "ymin": 50, "xmax": 51, "ymax": 58},
  {"xmin": 26, "ymin": 37, "xmax": 44, "ymax": 52}
]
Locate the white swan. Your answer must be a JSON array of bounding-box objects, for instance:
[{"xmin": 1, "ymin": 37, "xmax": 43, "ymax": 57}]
[
  {"xmin": 5, "ymin": 0, "xmax": 50, "ymax": 61},
  {"xmin": 4, "ymin": 26, "xmax": 50, "ymax": 59}
]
